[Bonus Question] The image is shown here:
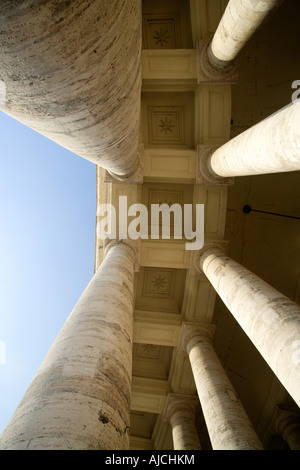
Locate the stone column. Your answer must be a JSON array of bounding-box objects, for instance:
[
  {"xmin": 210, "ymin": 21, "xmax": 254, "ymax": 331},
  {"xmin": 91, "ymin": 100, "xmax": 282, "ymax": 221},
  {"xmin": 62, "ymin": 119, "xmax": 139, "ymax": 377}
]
[
  {"xmin": 275, "ymin": 407, "xmax": 300, "ymax": 450},
  {"xmin": 192, "ymin": 243, "xmax": 300, "ymax": 408},
  {"xmin": 180, "ymin": 323, "xmax": 263, "ymax": 450},
  {"xmin": 198, "ymin": 101, "xmax": 300, "ymax": 180},
  {"xmin": 165, "ymin": 394, "xmax": 202, "ymax": 450},
  {"xmin": 0, "ymin": 0, "xmax": 142, "ymax": 178},
  {"xmin": 199, "ymin": 0, "xmax": 282, "ymax": 81},
  {"xmin": 0, "ymin": 241, "xmax": 137, "ymax": 450}
]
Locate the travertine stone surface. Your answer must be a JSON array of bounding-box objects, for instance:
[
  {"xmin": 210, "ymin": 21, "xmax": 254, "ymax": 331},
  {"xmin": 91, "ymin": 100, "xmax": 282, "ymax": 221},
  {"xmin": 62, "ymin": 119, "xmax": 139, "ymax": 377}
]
[
  {"xmin": 105, "ymin": 145, "xmax": 145, "ymax": 184},
  {"xmin": 208, "ymin": 0, "xmax": 282, "ymax": 68},
  {"xmin": 0, "ymin": 0, "xmax": 141, "ymax": 176},
  {"xmin": 208, "ymin": 101, "xmax": 300, "ymax": 177},
  {"xmin": 0, "ymin": 242, "xmax": 135, "ymax": 450},
  {"xmin": 198, "ymin": 246, "xmax": 300, "ymax": 408},
  {"xmin": 180, "ymin": 323, "xmax": 263, "ymax": 450},
  {"xmin": 165, "ymin": 394, "xmax": 201, "ymax": 450}
]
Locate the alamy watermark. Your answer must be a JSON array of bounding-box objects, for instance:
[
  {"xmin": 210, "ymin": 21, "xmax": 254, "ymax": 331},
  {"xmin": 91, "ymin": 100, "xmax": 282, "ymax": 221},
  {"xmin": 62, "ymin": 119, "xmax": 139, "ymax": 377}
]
[
  {"xmin": 97, "ymin": 196, "xmax": 204, "ymax": 251},
  {"xmin": 292, "ymin": 80, "xmax": 300, "ymax": 104}
]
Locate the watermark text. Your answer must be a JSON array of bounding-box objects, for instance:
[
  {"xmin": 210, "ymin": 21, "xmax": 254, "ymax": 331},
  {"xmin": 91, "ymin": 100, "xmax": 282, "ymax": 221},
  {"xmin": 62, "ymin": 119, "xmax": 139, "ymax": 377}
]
[{"xmin": 97, "ymin": 196, "xmax": 204, "ymax": 251}]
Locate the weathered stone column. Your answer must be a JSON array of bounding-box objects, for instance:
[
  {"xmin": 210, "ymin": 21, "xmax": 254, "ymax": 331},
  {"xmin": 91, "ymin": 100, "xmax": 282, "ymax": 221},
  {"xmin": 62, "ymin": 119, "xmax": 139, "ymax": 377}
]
[
  {"xmin": 198, "ymin": 101, "xmax": 300, "ymax": 180},
  {"xmin": 0, "ymin": 240, "xmax": 137, "ymax": 450},
  {"xmin": 275, "ymin": 407, "xmax": 300, "ymax": 450},
  {"xmin": 199, "ymin": 0, "xmax": 282, "ymax": 81},
  {"xmin": 164, "ymin": 394, "xmax": 202, "ymax": 450},
  {"xmin": 192, "ymin": 243, "xmax": 300, "ymax": 408},
  {"xmin": 180, "ymin": 323, "xmax": 263, "ymax": 450},
  {"xmin": 0, "ymin": 0, "xmax": 142, "ymax": 178}
]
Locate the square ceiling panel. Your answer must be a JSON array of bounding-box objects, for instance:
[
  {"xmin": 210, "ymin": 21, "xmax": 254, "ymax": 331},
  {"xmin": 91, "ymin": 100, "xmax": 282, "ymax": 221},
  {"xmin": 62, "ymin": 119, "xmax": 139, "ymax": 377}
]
[
  {"xmin": 132, "ymin": 343, "xmax": 174, "ymax": 380},
  {"xmin": 135, "ymin": 267, "xmax": 186, "ymax": 313}
]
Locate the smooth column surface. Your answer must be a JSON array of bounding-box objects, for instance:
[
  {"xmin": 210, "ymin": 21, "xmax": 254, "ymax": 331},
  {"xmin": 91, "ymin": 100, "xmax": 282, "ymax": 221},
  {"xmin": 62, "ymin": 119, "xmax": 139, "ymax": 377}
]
[
  {"xmin": 208, "ymin": 101, "xmax": 300, "ymax": 177},
  {"xmin": 0, "ymin": 0, "xmax": 141, "ymax": 177},
  {"xmin": 0, "ymin": 242, "xmax": 135, "ymax": 450},
  {"xmin": 166, "ymin": 395, "xmax": 202, "ymax": 450},
  {"xmin": 208, "ymin": 0, "xmax": 282, "ymax": 68},
  {"xmin": 182, "ymin": 324, "xmax": 263, "ymax": 450},
  {"xmin": 199, "ymin": 247, "xmax": 300, "ymax": 407}
]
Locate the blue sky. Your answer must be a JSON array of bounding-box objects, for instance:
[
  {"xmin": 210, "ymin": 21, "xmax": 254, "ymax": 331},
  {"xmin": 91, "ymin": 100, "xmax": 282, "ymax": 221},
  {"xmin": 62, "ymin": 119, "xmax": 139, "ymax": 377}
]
[{"xmin": 0, "ymin": 111, "xmax": 96, "ymax": 434}]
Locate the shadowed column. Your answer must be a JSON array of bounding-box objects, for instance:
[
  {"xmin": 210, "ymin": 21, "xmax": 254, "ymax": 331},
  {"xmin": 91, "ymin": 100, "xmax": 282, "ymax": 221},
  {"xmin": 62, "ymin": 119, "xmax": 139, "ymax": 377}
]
[
  {"xmin": 275, "ymin": 407, "xmax": 300, "ymax": 450},
  {"xmin": 165, "ymin": 394, "xmax": 202, "ymax": 450},
  {"xmin": 180, "ymin": 323, "xmax": 263, "ymax": 450}
]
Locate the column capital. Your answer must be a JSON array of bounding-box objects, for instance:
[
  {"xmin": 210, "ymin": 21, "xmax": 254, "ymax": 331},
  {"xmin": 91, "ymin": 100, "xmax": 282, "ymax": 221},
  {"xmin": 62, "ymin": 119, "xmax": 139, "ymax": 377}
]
[
  {"xmin": 197, "ymin": 39, "xmax": 238, "ymax": 85},
  {"xmin": 196, "ymin": 145, "xmax": 234, "ymax": 186},
  {"xmin": 178, "ymin": 322, "xmax": 216, "ymax": 354},
  {"xmin": 104, "ymin": 238, "xmax": 141, "ymax": 272},
  {"xmin": 275, "ymin": 404, "xmax": 300, "ymax": 433},
  {"xmin": 189, "ymin": 240, "xmax": 228, "ymax": 275},
  {"xmin": 104, "ymin": 144, "xmax": 144, "ymax": 184},
  {"xmin": 274, "ymin": 405, "xmax": 300, "ymax": 450},
  {"xmin": 163, "ymin": 393, "xmax": 200, "ymax": 423}
]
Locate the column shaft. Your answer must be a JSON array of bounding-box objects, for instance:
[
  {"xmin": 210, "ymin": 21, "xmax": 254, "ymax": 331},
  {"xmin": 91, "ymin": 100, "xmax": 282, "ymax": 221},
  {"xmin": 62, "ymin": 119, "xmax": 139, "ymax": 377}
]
[
  {"xmin": 184, "ymin": 325, "xmax": 263, "ymax": 450},
  {"xmin": 208, "ymin": 101, "xmax": 300, "ymax": 177},
  {"xmin": 0, "ymin": 0, "xmax": 141, "ymax": 177},
  {"xmin": 275, "ymin": 408, "xmax": 300, "ymax": 450},
  {"xmin": 199, "ymin": 247, "xmax": 300, "ymax": 407},
  {"xmin": 208, "ymin": 0, "xmax": 282, "ymax": 68},
  {"xmin": 0, "ymin": 243, "xmax": 135, "ymax": 450},
  {"xmin": 170, "ymin": 412, "xmax": 201, "ymax": 451},
  {"xmin": 165, "ymin": 395, "xmax": 201, "ymax": 450}
]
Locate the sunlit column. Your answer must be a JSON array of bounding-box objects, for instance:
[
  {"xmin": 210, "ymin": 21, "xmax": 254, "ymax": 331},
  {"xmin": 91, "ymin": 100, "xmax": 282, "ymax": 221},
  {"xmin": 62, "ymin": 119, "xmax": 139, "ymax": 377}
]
[
  {"xmin": 0, "ymin": 1, "xmax": 142, "ymax": 178},
  {"xmin": 191, "ymin": 243, "xmax": 300, "ymax": 408},
  {"xmin": 197, "ymin": 101, "xmax": 300, "ymax": 181},
  {"xmin": 0, "ymin": 240, "xmax": 138, "ymax": 450},
  {"xmin": 198, "ymin": 0, "xmax": 282, "ymax": 81}
]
